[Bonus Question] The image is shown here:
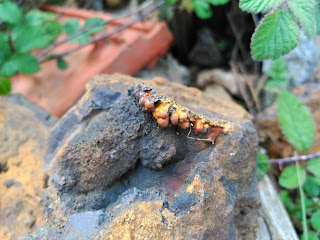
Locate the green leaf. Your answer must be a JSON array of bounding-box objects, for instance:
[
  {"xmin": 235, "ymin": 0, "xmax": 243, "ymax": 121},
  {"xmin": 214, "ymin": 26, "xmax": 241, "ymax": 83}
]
[
  {"xmin": 70, "ymin": 33, "xmax": 91, "ymax": 45},
  {"xmin": 311, "ymin": 210, "xmax": 320, "ymax": 231},
  {"xmin": 192, "ymin": 0, "xmax": 213, "ymax": 19},
  {"xmin": 257, "ymin": 153, "xmax": 270, "ymax": 180},
  {"xmin": 307, "ymin": 158, "xmax": 320, "ymax": 177},
  {"xmin": 25, "ymin": 10, "xmax": 57, "ymax": 26},
  {"xmin": 1, "ymin": 53, "xmax": 40, "ymax": 77},
  {"xmin": 287, "ymin": 0, "xmax": 316, "ymax": 39},
  {"xmin": 316, "ymin": 2, "xmax": 320, "ymax": 35},
  {"xmin": 300, "ymin": 232, "xmax": 319, "ymax": 240},
  {"xmin": 0, "ymin": 32, "xmax": 11, "ymax": 66},
  {"xmin": 279, "ymin": 165, "xmax": 306, "ymax": 189},
  {"xmin": 207, "ymin": 0, "xmax": 230, "ymax": 6},
  {"xmin": 83, "ymin": 18, "xmax": 104, "ymax": 34},
  {"xmin": 64, "ymin": 19, "xmax": 79, "ymax": 35},
  {"xmin": 279, "ymin": 190, "xmax": 295, "ymax": 210},
  {"xmin": 240, "ymin": 0, "xmax": 282, "ymax": 13},
  {"xmin": 43, "ymin": 21, "xmax": 62, "ymax": 41},
  {"xmin": 12, "ymin": 25, "xmax": 52, "ymax": 52},
  {"xmin": 0, "ymin": 0, "xmax": 23, "ymax": 24},
  {"xmin": 0, "ymin": 76, "xmax": 11, "ymax": 95},
  {"xmin": 277, "ymin": 90, "xmax": 315, "ymax": 152},
  {"xmin": 251, "ymin": 6, "xmax": 300, "ymax": 60},
  {"xmin": 165, "ymin": 0, "xmax": 178, "ymax": 5},
  {"xmin": 314, "ymin": 177, "xmax": 320, "ymax": 186},
  {"xmin": 303, "ymin": 176, "xmax": 320, "ymax": 197},
  {"xmin": 57, "ymin": 58, "xmax": 68, "ymax": 70}
]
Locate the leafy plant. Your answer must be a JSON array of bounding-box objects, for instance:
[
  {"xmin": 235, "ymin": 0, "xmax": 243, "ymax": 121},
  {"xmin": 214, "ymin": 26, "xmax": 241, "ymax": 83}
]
[
  {"xmin": 276, "ymin": 91, "xmax": 319, "ymax": 240},
  {"xmin": 257, "ymin": 90, "xmax": 320, "ymax": 239},
  {"xmin": 165, "ymin": 0, "xmax": 230, "ymax": 19},
  {"xmin": 265, "ymin": 58, "xmax": 289, "ymax": 91},
  {"xmin": 0, "ymin": 0, "xmax": 105, "ymax": 95},
  {"xmin": 239, "ymin": 0, "xmax": 320, "ymax": 60}
]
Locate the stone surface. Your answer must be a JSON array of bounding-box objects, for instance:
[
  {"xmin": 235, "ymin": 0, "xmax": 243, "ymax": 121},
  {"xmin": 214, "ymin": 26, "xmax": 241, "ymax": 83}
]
[
  {"xmin": 0, "ymin": 94, "xmax": 56, "ymax": 240},
  {"xmin": 257, "ymin": 83, "xmax": 320, "ymax": 158},
  {"xmin": 25, "ymin": 74, "xmax": 259, "ymax": 239},
  {"xmin": 135, "ymin": 53, "xmax": 191, "ymax": 86}
]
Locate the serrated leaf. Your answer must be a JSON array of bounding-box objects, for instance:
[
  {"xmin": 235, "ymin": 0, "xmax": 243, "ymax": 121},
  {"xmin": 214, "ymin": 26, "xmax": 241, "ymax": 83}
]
[
  {"xmin": 25, "ymin": 10, "xmax": 57, "ymax": 26},
  {"xmin": 307, "ymin": 158, "xmax": 320, "ymax": 177},
  {"xmin": 12, "ymin": 25, "xmax": 53, "ymax": 52},
  {"xmin": 240, "ymin": 0, "xmax": 282, "ymax": 13},
  {"xmin": 311, "ymin": 210, "xmax": 320, "ymax": 231},
  {"xmin": 304, "ymin": 176, "xmax": 320, "ymax": 197},
  {"xmin": 251, "ymin": 6, "xmax": 300, "ymax": 60},
  {"xmin": 64, "ymin": 19, "xmax": 79, "ymax": 35},
  {"xmin": 0, "ymin": 0, "xmax": 23, "ymax": 24},
  {"xmin": 43, "ymin": 21, "xmax": 62, "ymax": 41},
  {"xmin": 207, "ymin": 0, "xmax": 230, "ymax": 6},
  {"xmin": 83, "ymin": 18, "xmax": 104, "ymax": 34},
  {"xmin": 277, "ymin": 90, "xmax": 314, "ymax": 152},
  {"xmin": 57, "ymin": 58, "xmax": 68, "ymax": 70},
  {"xmin": 0, "ymin": 76, "xmax": 11, "ymax": 95},
  {"xmin": 192, "ymin": 0, "xmax": 213, "ymax": 19},
  {"xmin": 1, "ymin": 53, "xmax": 40, "ymax": 77},
  {"xmin": 287, "ymin": 0, "xmax": 316, "ymax": 39},
  {"xmin": 0, "ymin": 32, "xmax": 11, "ymax": 66},
  {"xmin": 257, "ymin": 153, "xmax": 270, "ymax": 180},
  {"xmin": 26, "ymin": 10, "xmax": 45, "ymax": 26},
  {"xmin": 316, "ymin": 1, "xmax": 320, "ymax": 35},
  {"xmin": 279, "ymin": 165, "xmax": 306, "ymax": 189}
]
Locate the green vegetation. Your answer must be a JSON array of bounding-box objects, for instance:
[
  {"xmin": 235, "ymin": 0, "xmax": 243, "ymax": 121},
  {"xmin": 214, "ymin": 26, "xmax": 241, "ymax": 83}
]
[
  {"xmin": 0, "ymin": 0, "xmax": 104, "ymax": 94},
  {"xmin": 257, "ymin": 90, "xmax": 320, "ymax": 240}
]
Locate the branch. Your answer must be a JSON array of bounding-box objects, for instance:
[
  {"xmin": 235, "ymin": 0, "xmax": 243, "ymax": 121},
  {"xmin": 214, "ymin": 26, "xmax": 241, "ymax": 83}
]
[
  {"xmin": 36, "ymin": 0, "xmax": 158, "ymax": 60},
  {"xmin": 38, "ymin": 0, "xmax": 164, "ymax": 63},
  {"xmin": 270, "ymin": 152, "xmax": 320, "ymax": 164}
]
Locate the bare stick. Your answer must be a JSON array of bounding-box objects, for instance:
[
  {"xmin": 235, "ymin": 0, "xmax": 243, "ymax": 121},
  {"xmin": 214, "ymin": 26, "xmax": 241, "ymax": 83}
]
[
  {"xmin": 270, "ymin": 152, "xmax": 320, "ymax": 164},
  {"xmin": 35, "ymin": 0, "xmax": 157, "ymax": 60},
  {"xmin": 187, "ymin": 125, "xmax": 214, "ymax": 144}
]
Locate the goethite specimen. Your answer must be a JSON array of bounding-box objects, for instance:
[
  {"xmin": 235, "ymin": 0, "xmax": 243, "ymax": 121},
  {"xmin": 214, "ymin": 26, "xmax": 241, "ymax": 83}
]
[{"xmin": 131, "ymin": 79, "xmax": 227, "ymax": 144}]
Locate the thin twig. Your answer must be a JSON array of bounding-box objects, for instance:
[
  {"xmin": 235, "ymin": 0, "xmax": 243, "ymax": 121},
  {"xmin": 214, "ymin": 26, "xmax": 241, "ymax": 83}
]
[
  {"xmin": 36, "ymin": 0, "xmax": 157, "ymax": 60},
  {"xmin": 251, "ymin": 13, "xmax": 259, "ymax": 27},
  {"xmin": 38, "ymin": 1, "xmax": 163, "ymax": 63},
  {"xmin": 270, "ymin": 152, "xmax": 320, "ymax": 164},
  {"xmin": 187, "ymin": 125, "xmax": 214, "ymax": 144},
  {"xmin": 226, "ymin": 10, "xmax": 248, "ymax": 62}
]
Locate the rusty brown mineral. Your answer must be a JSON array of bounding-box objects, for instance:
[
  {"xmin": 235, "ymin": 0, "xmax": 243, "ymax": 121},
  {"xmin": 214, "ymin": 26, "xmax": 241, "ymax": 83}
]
[{"xmin": 134, "ymin": 79, "xmax": 225, "ymax": 143}]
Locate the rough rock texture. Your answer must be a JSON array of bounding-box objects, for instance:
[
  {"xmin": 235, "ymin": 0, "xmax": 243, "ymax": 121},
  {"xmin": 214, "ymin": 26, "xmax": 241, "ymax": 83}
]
[
  {"xmin": 257, "ymin": 83, "xmax": 320, "ymax": 158},
  {"xmin": 0, "ymin": 95, "xmax": 56, "ymax": 240},
  {"xmin": 25, "ymin": 74, "xmax": 259, "ymax": 239}
]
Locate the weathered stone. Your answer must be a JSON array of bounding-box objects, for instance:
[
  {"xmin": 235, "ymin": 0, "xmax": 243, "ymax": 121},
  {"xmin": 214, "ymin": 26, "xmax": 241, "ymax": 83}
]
[
  {"xmin": 26, "ymin": 74, "xmax": 258, "ymax": 239},
  {"xmin": 0, "ymin": 94, "xmax": 56, "ymax": 240},
  {"xmin": 257, "ymin": 83, "xmax": 320, "ymax": 158}
]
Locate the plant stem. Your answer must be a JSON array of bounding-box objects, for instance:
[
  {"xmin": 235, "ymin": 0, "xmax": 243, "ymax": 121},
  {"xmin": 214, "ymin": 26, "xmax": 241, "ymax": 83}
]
[
  {"xmin": 270, "ymin": 152, "xmax": 320, "ymax": 164},
  {"xmin": 296, "ymin": 160, "xmax": 308, "ymax": 240},
  {"xmin": 36, "ymin": 0, "xmax": 160, "ymax": 61}
]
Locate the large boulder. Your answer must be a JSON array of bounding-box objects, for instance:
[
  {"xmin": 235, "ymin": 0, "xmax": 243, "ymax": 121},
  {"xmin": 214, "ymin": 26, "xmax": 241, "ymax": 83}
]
[
  {"xmin": 0, "ymin": 95, "xmax": 56, "ymax": 240},
  {"xmin": 25, "ymin": 74, "xmax": 259, "ymax": 239}
]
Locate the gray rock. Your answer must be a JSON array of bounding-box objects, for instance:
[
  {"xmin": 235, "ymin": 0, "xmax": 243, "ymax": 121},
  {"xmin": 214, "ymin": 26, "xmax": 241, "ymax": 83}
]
[{"xmin": 27, "ymin": 74, "xmax": 259, "ymax": 240}]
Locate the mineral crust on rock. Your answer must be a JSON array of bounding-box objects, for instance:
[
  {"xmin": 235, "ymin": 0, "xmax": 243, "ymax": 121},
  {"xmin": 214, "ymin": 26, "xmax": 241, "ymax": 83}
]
[
  {"xmin": 0, "ymin": 95, "xmax": 56, "ymax": 240},
  {"xmin": 25, "ymin": 74, "xmax": 259, "ymax": 240}
]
